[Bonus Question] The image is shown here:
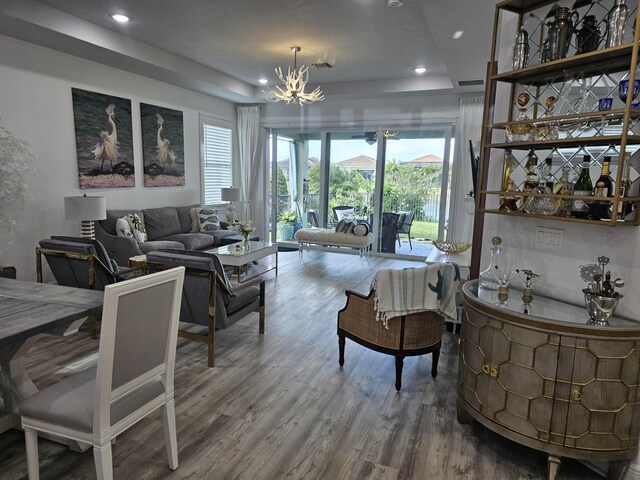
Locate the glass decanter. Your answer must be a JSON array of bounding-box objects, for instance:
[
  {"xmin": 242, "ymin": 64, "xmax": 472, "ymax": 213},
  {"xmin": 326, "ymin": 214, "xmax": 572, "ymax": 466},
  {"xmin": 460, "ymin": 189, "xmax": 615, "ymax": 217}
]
[
  {"xmin": 479, "ymin": 236, "xmax": 504, "ymax": 291},
  {"xmin": 523, "ymin": 162, "xmax": 559, "ymax": 215},
  {"xmin": 535, "ymin": 96, "xmax": 559, "ymax": 140},
  {"xmin": 505, "ymin": 92, "xmax": 533, "ymax": 142}
]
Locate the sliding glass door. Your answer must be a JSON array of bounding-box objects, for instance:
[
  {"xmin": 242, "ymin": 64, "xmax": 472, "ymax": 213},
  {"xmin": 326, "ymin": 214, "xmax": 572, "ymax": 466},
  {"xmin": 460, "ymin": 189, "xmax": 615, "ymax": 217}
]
[
  {"xmin": 268, "ymin": 124, "xmax": 455, "ymax": 257},
  {"xmin": 377, "ymin": 126, "xmax": 454, "ymax": 257}
]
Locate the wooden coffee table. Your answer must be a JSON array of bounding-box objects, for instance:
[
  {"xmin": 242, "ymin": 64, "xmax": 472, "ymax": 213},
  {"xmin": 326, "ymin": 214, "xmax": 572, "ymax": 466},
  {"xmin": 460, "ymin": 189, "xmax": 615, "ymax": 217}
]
[{"xmin": 205, "ymin": 241, "xmax": 278, "ymax": 283}]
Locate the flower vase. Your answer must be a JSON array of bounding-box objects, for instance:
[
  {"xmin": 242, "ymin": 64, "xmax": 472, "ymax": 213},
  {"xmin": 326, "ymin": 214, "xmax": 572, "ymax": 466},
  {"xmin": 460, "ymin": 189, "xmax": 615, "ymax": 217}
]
[{"xmin": 242, "ymin": 234, "xmax": 250, "ymax": 249}]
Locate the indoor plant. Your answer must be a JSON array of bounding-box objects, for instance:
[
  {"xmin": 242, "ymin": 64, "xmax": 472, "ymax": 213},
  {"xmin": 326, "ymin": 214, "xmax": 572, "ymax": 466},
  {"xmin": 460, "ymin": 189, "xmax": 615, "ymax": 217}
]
[
  {"xmin": 230, "ymin": 220, "xmax": 255, "ymax": 248},
  {"xmin": 0, "ymin": 122, "xmax": 36, "ymax": 277},
  {"xmin": 277, "ymin": 210, "xmax": 297, "ymax": 241}
]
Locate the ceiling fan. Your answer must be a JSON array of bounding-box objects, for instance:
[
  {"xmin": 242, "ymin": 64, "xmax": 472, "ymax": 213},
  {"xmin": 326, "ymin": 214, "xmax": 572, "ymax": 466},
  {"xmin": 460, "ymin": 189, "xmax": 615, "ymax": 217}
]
[{"xmin": 351, "ymin": 131, "xmax": 400, "ymax": 145}]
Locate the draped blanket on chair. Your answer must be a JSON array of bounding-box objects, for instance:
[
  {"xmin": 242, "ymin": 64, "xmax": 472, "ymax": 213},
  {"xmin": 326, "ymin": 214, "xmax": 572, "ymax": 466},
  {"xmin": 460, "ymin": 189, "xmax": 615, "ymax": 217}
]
[{"xmin": 371, "ymin": 263, "xmax": 459, "ymax": 328}]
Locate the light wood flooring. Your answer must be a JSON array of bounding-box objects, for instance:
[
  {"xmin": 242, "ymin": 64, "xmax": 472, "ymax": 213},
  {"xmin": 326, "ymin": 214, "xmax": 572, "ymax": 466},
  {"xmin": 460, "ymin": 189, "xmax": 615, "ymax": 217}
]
[{"xmin": 0, "ymin": 251, "xmax": 602, "ymax": 479}]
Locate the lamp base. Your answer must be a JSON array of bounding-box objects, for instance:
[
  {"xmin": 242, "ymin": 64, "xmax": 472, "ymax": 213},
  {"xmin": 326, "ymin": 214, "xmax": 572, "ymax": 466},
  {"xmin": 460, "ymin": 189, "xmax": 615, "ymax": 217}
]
[
  {"xmin": 226, "ymin": 203, "xmax": 237, "ymax": 223},
  {"xmin": 80, "ymin": 220, "xmax": 95, "ymax": 239}
]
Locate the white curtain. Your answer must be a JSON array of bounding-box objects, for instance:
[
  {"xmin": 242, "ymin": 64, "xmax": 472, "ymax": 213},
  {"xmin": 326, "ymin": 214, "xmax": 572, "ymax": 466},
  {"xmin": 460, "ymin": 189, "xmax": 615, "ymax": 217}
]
[
  {"xmin": 237, "ymin": 106, "xmax": 266, "ymax": 239},
  {"xmin": 448, "ymin": 95, "xmax": 484, "ymax": 244}
]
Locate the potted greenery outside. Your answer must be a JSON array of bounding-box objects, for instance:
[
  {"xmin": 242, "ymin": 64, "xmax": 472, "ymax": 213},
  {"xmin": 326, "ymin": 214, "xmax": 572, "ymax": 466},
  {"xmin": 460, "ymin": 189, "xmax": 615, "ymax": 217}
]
[{"xmin": 277, "ymin": 210, "xmax": 297, "ymax": 241}]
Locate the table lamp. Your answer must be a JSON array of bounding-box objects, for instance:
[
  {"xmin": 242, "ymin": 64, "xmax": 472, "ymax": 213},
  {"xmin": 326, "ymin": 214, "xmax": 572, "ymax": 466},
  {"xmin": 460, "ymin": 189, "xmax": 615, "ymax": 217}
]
[
  {"xmin": 64, "ymin": 194, "xmax": 107, "ymax": 239},
  {"xmin": 220, "ymin": 187, "xmax": 240, "ymax": 223}
]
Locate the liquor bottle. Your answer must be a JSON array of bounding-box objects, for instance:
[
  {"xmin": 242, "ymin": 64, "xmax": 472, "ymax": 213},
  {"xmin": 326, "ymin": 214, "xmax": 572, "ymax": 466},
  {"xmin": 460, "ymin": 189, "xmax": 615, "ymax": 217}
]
[
  {"xmin": 523, "ymin": 151, "xmax": 539, "ymax": 192},
  {"xmin": 572, "ymin": 158, "xmax": 593, "ymax": 218},
  {"xmin": 618, "ymin": 153, "xmax": 634, "ymax": 219},
  {"xmin": 553, "ymin": 165, "xmax": 574, "ymax": 217},
  {"xmin": 545, "ymin": 157, "xmax": 555, "ymax": 189},
  {"xmin": 594, "ymin": 157, "xmax": 613, "ymax": 197}
]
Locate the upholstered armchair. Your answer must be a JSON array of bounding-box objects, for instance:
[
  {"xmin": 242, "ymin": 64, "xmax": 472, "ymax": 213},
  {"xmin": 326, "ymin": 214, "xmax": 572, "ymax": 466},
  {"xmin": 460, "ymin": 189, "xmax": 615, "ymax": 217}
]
[
  {"xmin": 36, "ymin": 237, "xmax": 133, "ymax": 337},
  {"xmin": 145, "ymin": 249, "xmax": 265, "ymax": 367},
  {"xmin": 338, "ymin": 263, "xmax": 457, "ymax": 391}
]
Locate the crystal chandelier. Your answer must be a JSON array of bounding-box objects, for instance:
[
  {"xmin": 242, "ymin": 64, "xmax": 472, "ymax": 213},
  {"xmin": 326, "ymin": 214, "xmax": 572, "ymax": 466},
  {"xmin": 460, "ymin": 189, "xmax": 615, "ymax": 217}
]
[{"xmin": 265, "ymin": 46, "xmax": 324, "ymax": 105}]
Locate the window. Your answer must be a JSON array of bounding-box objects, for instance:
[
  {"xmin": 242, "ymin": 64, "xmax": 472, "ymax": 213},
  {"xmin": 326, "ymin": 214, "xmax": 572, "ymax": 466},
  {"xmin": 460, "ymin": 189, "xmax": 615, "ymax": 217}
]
[{"xmin": 200, "ymin": 115, "xmax": 233, "ymax": 205}]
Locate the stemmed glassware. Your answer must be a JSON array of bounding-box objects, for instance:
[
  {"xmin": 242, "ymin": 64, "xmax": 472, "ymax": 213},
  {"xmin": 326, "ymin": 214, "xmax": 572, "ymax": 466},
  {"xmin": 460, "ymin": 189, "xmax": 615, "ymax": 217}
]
[
  {"xmin": 517, "ymin": 269, "xmax": 539, "ymax": 304},
  {"xmin": 494, "ymin": 265, "xmax": 517, "ymax": 302}
]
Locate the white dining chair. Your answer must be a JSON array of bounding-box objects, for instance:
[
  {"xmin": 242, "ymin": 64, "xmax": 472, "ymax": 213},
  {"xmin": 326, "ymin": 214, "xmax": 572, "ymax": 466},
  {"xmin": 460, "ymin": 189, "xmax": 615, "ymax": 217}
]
[{"xmin": 19, "ymin": 266, "xmax": 185, "ymax": 480}]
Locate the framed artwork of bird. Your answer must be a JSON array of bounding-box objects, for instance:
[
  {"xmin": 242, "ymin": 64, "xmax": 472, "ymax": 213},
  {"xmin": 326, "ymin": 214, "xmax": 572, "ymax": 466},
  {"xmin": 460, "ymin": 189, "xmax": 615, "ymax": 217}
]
[
  {"xmin": 140, "ymin": 103, "xmax": 184, "ymax": 187},
  {"xmin": 71, "ymin": 88, "xmax": 135, "ymax": 189}
]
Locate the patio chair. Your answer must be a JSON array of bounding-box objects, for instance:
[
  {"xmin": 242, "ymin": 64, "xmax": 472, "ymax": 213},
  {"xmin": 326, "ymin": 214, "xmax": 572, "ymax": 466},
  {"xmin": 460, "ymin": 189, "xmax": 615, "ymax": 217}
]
[
  {"xmin": 20, "ymin": 267, "xmax": 185, "ymax": 480},
  {"xmin": 396, "ymin": 211, "xmax": 415, "ymax": 250},
  {"xmin": 145, "ymin": 249, "xmax": 265, "ymax": 367},
  {"xmin": 332, "ymin": 206, "xmax": 356, "ymax": 223}
]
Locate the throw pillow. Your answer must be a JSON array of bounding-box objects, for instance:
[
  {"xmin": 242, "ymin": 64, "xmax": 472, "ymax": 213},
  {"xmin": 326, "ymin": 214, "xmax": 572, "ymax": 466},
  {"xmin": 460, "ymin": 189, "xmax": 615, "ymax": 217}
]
[
  {"xmin": 189, "ymin": 207, "xmax": 201, "ymax": 232},
  {"xmin": 335, "ymin": 219, "xmax": 346, "ymax": 233},
  {"xmin": 353, "ymin": 223, "xmax": 369, "ymax": 236},
  {"xmin": 196, "ymin": 208, "xmax": 220, "ymax": 232},
  {"xmin": 126, "ymin": 213, "xmax": 148, "ymax": 243},
  {"xmin": 335, "ymin": 208, "xmax": 355, "ymax": 222},
  {"xmin": 116, "ymin": 216, "xmax": 134, "ymax": 239},
  {"xmin": 345, "ymin": 221, "xmax": 356, "ymax": 234}
]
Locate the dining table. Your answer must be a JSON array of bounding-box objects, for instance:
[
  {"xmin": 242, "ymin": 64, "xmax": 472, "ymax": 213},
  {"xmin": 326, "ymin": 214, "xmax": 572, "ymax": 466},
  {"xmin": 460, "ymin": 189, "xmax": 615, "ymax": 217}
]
[{"xmin": 0, "ymin": 278, "xmax": 103, "ymax": 448}]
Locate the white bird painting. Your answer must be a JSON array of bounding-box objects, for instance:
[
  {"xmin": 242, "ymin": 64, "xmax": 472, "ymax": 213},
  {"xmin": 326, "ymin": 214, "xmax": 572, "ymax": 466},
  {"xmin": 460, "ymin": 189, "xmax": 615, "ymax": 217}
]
[
  {"xmin": 90, "ymin": 103, "xmax": 118, "ymax": 171},
  {"xmin": 155, "ymin": 113, "xmax": 177, "ymax": 172}
]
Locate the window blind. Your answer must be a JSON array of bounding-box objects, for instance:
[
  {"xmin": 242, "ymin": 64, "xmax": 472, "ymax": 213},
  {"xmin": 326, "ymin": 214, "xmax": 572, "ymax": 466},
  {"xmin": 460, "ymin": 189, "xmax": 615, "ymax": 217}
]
[{"xmin": 201, "ymin": 120, "xmax": 232, "ymax": 205}]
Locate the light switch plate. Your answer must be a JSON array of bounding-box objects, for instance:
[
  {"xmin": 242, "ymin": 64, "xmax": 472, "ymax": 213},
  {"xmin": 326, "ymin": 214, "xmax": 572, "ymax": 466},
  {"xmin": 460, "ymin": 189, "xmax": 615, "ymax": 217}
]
[{"xmin": 535, "ymin": 226, "xmax": 564, "ymax": 251}]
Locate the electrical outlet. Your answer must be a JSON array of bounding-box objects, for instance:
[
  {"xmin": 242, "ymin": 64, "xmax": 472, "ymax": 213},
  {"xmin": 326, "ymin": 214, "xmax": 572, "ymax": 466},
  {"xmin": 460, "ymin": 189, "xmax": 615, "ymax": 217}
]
[{"xmin": 535, "ymin": 226, "xmax": 564, "ymax": 251}]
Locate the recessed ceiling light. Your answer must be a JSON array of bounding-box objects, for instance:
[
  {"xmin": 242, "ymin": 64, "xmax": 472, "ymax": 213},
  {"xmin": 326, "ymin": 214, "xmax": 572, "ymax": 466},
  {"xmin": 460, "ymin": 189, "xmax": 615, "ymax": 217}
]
[
  {"xmin": 388, "ymin": 0, "xmax": 404, "ymax": 6},
  {"xmin": 110, "ymin": 13, "xmax": 131, "ymax": 23},
  {"xmin": 258, "ymin": 78, "xmax": 268, "ymax": 85},
  {"xmin": 453, "ymin": 31, "xmax": 464, "ymax": 40},
  {"xmin": 414, "ymin": 67, "xmax": 427, "ymax": 74}
]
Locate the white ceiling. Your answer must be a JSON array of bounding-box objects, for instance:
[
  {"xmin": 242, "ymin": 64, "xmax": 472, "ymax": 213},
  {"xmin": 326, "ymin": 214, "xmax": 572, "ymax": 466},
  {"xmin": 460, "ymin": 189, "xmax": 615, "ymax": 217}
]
[{"xmin": 0, "ymin": 0, "xmax": 493, "ymax": 103}]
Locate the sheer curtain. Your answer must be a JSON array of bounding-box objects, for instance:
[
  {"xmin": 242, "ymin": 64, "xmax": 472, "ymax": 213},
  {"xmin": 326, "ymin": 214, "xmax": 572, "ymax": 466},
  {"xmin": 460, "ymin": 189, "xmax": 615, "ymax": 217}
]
[
  {"xmin": 236, "ymin": 106, "xmax": 266, "ymax": 239},
  {"xmin": 448, "ymin": 95, "xmax": 483, "ymax": 244}
]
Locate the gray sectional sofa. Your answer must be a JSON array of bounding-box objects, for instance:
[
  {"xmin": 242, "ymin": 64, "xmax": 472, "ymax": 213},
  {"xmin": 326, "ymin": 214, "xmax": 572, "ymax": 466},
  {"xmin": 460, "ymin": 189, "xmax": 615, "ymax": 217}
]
[{"xmin": 96, "ymin": 204, "xmax": 250, "ymax": 266}]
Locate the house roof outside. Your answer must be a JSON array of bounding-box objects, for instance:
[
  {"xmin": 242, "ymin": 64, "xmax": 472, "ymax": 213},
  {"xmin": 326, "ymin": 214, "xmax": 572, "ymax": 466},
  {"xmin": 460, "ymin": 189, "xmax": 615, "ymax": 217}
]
[
  {"xmin": 336, "ymin": 155, "xmax": 376, "ymax": 170},
  {"xmin": 403, "ymin": 154, "xmax": 443, "ymax": 168}
]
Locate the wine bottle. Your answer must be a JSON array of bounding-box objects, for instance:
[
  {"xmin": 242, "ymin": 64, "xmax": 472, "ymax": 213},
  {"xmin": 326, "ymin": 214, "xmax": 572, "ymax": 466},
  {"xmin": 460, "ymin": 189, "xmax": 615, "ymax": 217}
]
[
  {"xmin": 572, "ymin": 159, "xmax": 593, "ymax": 218},
  {"xmin": 523, "ymin": 151, "xmax": 539, "ymax": 193},
  {"xmin": 618, "ymin": 153, "xmax": 633, "ymax": 219},
  {"xmin": 595, "ymin": 157, "xmax": 613, "ymax": 197}
]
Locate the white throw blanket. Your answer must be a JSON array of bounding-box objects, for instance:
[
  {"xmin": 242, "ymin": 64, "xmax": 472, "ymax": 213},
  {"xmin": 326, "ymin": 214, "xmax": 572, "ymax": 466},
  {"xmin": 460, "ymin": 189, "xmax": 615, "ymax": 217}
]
[{"xmin": 371, "ymin": 263, "xmax": 459, "ymax": 328}]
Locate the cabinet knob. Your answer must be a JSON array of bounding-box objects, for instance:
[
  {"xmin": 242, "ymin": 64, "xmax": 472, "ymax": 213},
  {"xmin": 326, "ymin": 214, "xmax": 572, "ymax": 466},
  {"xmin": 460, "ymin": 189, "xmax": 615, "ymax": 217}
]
[
  {"xmin": 572, "ymin": 389, "xmax": 582, "ymax": 402},
  {"xmin": 490, "ymin": 367, "xmax": 498, "ymax": 378},
  {"xmin": 483, "ymin": 364, "xmax": 490, "ymax": 374}
]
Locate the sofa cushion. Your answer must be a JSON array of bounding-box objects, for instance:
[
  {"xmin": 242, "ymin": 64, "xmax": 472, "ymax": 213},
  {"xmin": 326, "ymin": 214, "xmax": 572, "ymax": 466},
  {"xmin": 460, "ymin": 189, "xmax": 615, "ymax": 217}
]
[
  {"xmin": 162, "ymin": 233, "xmax": 215, "ymax": 250},
  {"xmin": 138, "ymin": 240, "xmax": 185, "ymax": 254},
  {"xmin": 175, "ymin": 204, "xmax": 200, "ymax": 233},
  {"xmin": 101, "ymin": 209, "xmax": 144, "ymax": 236},
  {"xmin": 142, "ymin": 207, "xmax": 181, "ymax": 240}
]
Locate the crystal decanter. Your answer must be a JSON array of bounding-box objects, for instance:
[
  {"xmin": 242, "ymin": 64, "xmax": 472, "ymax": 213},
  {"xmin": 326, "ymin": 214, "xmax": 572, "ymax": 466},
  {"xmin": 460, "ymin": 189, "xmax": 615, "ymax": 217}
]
[
  {"xmin": 523, "ymin": 162, "xmax": 559, "ymax": 215},
  {"xmin": 506, "ymin": 92, "xmax": 533, "ymax": 142}
]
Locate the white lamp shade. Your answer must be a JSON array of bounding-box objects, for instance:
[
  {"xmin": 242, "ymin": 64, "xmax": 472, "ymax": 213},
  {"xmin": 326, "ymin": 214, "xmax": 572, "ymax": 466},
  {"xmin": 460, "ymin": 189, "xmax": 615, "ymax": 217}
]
[
  {"xmin": 221, "ymin": 187, "xmax": 240, "ymax": 202},
  {"xmin": 64, "ymin": 195, "xmax": 107, "ymax": 221}
]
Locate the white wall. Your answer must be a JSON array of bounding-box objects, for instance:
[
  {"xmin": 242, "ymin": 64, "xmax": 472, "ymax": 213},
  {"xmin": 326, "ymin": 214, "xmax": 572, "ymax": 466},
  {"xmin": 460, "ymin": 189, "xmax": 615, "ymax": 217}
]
[{"xmin": 0, "ymin": 34, "xmax": 235, "ymax": 280}]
